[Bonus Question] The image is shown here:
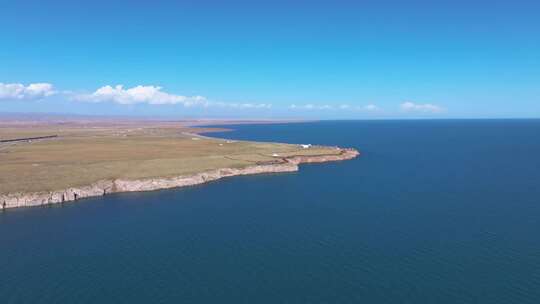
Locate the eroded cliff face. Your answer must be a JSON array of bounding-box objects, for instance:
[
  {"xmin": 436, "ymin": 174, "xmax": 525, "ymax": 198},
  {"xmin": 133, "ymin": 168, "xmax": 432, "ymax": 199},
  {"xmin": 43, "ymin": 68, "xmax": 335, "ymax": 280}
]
[{"xmin": 1, "ymin": 148, "xmax": 359, "ymax": 210}]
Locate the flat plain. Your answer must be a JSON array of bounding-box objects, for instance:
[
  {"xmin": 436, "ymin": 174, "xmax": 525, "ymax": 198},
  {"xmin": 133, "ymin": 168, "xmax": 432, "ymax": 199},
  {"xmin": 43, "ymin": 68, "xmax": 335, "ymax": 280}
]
[{"xmin": 0, "ymin": 118, "xmax": 340, "ymax": 194}]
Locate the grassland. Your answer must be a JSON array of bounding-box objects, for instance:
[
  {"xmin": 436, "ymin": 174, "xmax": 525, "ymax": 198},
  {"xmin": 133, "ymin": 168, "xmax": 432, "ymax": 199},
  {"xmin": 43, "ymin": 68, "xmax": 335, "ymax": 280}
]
[{"xmin": 0, "ymin": 119, "xmax": 341, "ymax": 194}]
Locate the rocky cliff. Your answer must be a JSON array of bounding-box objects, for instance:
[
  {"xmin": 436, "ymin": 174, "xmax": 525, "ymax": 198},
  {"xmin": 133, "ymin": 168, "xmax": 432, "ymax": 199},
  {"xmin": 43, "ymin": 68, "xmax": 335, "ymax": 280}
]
[{"xmin": 1, "ymin": 148, "xmax": 359, "ymax": 210}]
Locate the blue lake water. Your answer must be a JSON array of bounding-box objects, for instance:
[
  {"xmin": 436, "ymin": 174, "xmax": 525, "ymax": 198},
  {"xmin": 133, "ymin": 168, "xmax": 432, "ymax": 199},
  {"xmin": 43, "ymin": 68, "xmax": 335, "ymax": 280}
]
[{"xmin": 1, "ymin": 120, "xmax": 540, "ymax": 303}]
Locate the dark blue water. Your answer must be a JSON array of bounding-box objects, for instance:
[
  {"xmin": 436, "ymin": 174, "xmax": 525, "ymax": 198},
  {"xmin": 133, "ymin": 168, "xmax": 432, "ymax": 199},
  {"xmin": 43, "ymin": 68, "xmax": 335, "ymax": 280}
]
[{"xmin": 2, "ymin": 120, "xmax": 540, "ymax": 303}]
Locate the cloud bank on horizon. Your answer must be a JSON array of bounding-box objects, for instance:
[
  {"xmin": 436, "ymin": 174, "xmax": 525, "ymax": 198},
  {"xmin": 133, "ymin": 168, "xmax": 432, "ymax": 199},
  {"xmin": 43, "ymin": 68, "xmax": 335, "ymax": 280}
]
[
  {"xmin": 0, "ymin": 82, "xmax": 445, "ymax": 117},
  {"xmin": 289, "ymin": 103, "xmax": 381, "ymax": 112},
  {"xmin": 73, "ymin": 85, "xmax": 273, "ymax": 110},
  {"xmin": 400, "ymin": 102, "xmax": 445, "ymax": 113},
  {"xmin": 74, "ymin": 85, "xmax": 208, "ymax": 106},
  {"xmin": 0, "ymin": 83, "xmax": 56, "ymax": 101}
]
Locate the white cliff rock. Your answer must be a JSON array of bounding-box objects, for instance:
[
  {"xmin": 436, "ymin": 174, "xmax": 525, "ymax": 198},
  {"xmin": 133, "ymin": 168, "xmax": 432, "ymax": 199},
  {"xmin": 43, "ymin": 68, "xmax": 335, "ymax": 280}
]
[{"xmin": 1, "ymin": 148, "xmax": 359, "ymax": 210}]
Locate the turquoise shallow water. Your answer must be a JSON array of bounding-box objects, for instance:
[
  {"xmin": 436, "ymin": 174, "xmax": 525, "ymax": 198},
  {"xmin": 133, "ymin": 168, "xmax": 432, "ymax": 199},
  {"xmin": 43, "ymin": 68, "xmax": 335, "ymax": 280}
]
[{"xmin": 1, "ymin": 120, "xmax": 540, "ymax": 303}]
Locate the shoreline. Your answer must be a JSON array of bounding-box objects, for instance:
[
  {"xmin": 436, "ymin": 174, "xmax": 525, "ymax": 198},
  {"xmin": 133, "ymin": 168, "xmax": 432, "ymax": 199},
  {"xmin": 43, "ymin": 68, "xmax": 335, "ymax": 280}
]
[{"xmin": 1, "ymin": 148, "xmax": 359, "ymax": 210}]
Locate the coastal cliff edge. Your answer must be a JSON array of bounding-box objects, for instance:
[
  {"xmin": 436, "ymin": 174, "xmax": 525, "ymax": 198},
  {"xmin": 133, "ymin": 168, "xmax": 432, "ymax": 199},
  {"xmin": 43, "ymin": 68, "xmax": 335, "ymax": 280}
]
[{"xmin": 1, "ymin": 148, "xmax": 359, "ymax": 210}]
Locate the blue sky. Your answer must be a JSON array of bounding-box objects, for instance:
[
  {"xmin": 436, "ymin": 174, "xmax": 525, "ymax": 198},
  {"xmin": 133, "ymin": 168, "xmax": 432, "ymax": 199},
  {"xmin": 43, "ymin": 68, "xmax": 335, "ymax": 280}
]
[{"xmin": 1, "ymin": 0, "xmax": 539, "ymax": 119}]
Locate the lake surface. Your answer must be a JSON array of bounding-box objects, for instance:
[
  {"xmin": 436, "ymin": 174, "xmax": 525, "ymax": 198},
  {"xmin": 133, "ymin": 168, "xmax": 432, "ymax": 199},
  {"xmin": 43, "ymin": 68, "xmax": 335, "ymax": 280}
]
[{"xmin": 2, "ymin": 120, "xmax": 540, "ymax": 303}]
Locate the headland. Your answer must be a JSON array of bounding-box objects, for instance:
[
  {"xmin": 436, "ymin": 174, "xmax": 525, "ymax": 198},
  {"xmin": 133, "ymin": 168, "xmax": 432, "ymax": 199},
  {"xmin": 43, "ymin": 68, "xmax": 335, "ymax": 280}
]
[{"xmin": 0, "ymin": 116, "xmax": 358, "ymax": 209}]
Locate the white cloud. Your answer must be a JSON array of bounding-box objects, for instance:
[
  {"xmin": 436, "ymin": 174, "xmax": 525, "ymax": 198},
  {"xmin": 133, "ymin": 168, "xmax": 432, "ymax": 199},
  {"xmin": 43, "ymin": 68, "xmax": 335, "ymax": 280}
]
[
  {"xmin": 75, "ymin": 85, "xmax": 207, "ymax": 106},
  {"xmin": 363, "ymin": 104, "xmax": 380, "ymax": 111},
  {"xmin": 289, "ymin": 103, "xmax": 381, "ymax": 112},
  {"xmin": 0, "ymin": 83, "xmax": 55, "ymax": 100},
  {"xmin": 400, "ymin": 101, "xmax": 444, "ymax": 113},
  {"xmin": 74, "ymin": 85, "xmax": 273, "ymax": 110},
  {"xmin": 289, "ymin": 104, "xmax": 335, "ymax": 110},
  {"xmin": 213, "ymin": 102, "xmax": 272, "ymax": 109}
]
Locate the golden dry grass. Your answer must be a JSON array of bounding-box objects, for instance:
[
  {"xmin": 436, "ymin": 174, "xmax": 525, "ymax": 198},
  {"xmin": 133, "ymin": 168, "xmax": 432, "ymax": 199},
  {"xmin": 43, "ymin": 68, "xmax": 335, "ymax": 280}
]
[{"xmin": 0, "ymin": 122, "xmax": 339, "ymax": 194}]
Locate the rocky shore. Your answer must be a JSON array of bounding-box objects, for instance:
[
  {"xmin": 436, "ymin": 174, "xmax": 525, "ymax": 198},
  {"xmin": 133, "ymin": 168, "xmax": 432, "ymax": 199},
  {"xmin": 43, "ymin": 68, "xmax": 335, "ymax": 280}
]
[{"xmin": 1, "ymin": 148, "xmax": 359, "ymax": 210}]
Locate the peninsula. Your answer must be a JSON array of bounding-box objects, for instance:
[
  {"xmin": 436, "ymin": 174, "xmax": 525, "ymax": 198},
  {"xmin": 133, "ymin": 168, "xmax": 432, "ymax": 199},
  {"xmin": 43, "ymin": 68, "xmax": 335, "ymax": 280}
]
[{"xmin": 0, "ymin": 117, "xmax": 359, "ymax": 210}]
